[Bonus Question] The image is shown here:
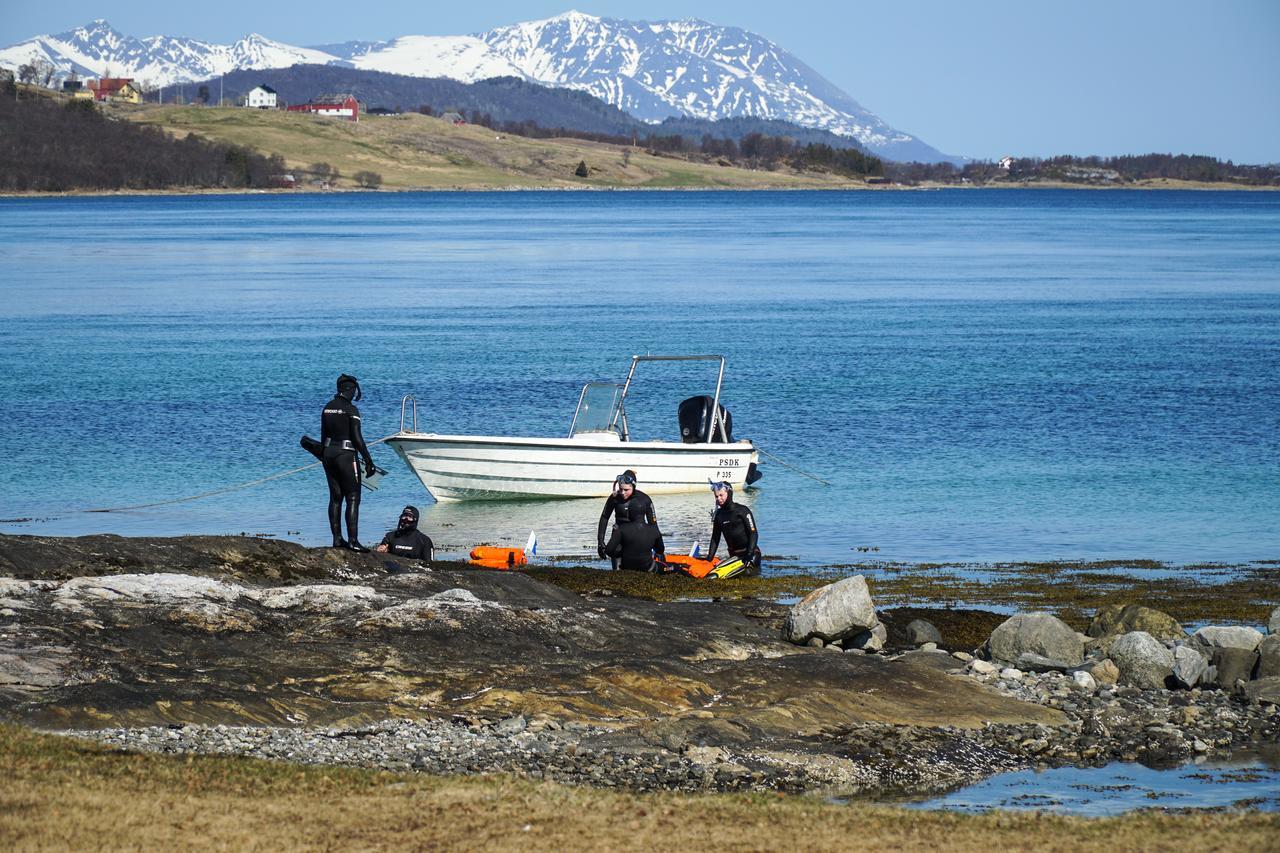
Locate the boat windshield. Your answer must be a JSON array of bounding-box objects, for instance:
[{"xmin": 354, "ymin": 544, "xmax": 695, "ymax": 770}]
[{"xmin": 569, "ymin": 383, "xmax": 625, "ymax": 437}]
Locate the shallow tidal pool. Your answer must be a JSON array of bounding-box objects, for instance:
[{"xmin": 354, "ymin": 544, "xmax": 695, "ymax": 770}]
[{"xmin": 899, "ymin": 751, "xmax": 1280, "ymax": 816}]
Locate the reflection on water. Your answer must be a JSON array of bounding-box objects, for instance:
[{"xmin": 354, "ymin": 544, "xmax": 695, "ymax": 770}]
[
  {"xmin": 901, "ymin": 749, "xmax": 1280, "ymax": 816},
  {"xmin": 423, "ymin": 490, "xmax": 741, "ymax": 559}
]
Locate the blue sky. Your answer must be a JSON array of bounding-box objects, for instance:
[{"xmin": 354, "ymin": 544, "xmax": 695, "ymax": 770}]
[{"xmin": 5, "ymin": 1, "xmax": 1278, "ymax": 163}]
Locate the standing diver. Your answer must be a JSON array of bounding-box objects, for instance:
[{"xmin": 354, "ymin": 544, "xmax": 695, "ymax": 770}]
[
  {"xmin": 322, "ymin": 374, "xmax": 376, "ymax": 552},
  {"xmin": 597, "ymin": 470, "xmax": 657, "ymax": 568},
  {"xmin": 707, "ymin": 481, "xmax": 762, "ymax": 575}
]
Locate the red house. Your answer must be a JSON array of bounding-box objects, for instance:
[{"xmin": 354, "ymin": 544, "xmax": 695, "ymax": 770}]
[
  {"xmin": 286, "ymin": 93, "xmax": 361, "ymax": 122},
  {"xmin": 88, "ymin": 77, "xmax": 140, "ymax": 102}
]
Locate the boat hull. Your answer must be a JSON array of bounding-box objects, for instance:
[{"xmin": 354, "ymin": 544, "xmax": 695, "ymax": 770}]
[{"xmin": 386, "ymin": 433, "xmax": 758, "ymax": 501}]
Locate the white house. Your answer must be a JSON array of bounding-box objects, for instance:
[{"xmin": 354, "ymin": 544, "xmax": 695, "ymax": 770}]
[
  {"xmin": 998, "ymin": 155, "xmax": 1015, "ymax": 171},
  {"xmin": 245, "ymin": 84, "xmax": 278, "ymax": 109}
]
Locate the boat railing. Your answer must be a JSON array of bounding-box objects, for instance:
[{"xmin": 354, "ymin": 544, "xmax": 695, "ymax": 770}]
[
  {"xmin": 400, "ymin": 395, "xmax": 418, "ymax": 434},
  {"xmin": 616, "ymin": 354, "xmax": 728, "ymax": 442}
]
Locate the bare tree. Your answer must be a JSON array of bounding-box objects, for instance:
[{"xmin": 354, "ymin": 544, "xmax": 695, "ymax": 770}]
[
  {"xmin": 17, "ymin": 63, "xmax": 38, "ymax": 84},
  {"xmin": 35, "ymin": 59, "xmax": 55, "ymax": 87}
]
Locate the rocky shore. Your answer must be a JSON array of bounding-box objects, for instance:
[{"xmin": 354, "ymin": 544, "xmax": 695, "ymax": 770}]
[{"xmin": 2, "ymin": 533, "xmax": 1278, "ymax": 800}]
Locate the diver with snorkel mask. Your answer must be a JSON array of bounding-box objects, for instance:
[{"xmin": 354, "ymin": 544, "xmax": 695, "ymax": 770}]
[
  {"xmin": 321, "ymin": 374, "xmax": 377, "ymax": 551},
  {"xmin": 707, "ymin": 480, "xmax": 761, "ymax": 575}
]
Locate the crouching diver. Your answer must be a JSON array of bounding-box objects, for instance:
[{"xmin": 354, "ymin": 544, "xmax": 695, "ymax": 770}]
[
  {"xmin": 321, "ymin": 373, "xmax": 377, "ymax": 552},
  {"xmin": 707, "ymin": 481, "xmax": 762, "ymax": 575},
  {"xmin": 597, "ymin": 470, "xmax": 657, "ymax": 569},
  {"xmin": 376, "ymin": 505, "xmax": 434, "ymax": 565},
  {"xmin": 604, "ymin": 521, "xmax": 666, "ymax": 572}
]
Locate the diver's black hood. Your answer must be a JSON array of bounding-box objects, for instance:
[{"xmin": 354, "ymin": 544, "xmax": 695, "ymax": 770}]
[
  {"xmin": 336, "ymin": 373, "xmax": 362, "ymax": 401},
  {"xmin": 396, "ymin": 505, "xmax": 419, "ymax": 533}
]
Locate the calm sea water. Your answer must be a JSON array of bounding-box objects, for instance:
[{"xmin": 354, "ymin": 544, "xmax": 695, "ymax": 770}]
[{"xmin": 2, "ymin": 190, "xmax": 1278, "ymax": 567}]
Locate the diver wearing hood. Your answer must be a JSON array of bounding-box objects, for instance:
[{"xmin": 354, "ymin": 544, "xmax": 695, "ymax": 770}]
[
  {"xmin": 596, "ymin": 470, "xmax": 657, "ymax": 564},
  {"xmin": 376, "ymin": 505, "xmax": 434, "ymax": 563},
  {"xmin": 321, "ymin": 374, "xmax": 376, "ymax": 551},
  {"xmin": 707, "ymin": 481, "xmax": 762, "ymax": 575}
]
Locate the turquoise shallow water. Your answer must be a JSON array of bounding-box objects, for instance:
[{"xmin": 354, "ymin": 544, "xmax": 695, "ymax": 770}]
[{"xmin": 1, "ymin": 190, "xmax": 1278, "ymax": 566}]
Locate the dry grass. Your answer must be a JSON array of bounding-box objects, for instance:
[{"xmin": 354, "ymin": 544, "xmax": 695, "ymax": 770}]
[
  {"xmin": 2, "ymin": 725, "xmax": 1277, "ymax": 852},
  {"xmin": 119, "ymin": 104, "xmax": 861, "ymax": 191}
]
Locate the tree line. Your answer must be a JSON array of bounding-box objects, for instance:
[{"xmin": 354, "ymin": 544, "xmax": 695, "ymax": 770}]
[
  {"xmin": 427, "ymin": 109, "xmax": 883, "ymax": 177},
  {"xmin": 886, "ymin": 153, "xmax": 1279, "ymax": 186},
  {"xmin": 0, "ymin": 89, "xmax": 286, "ymax": 192}
]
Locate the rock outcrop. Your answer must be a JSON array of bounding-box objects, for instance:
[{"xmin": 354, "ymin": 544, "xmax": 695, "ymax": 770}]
[{"xmin": 0, "ymin": 535, "xmax": 1061, "ymax": 787}]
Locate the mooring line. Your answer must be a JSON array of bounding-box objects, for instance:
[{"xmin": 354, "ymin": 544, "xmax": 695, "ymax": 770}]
[
  {"xmin": 756, "ymin": 446, "xmax": 831, "ymax": 485},
  {"xmin": 82, "ymin": 436, "xmax": 396, "ymax": 514}
]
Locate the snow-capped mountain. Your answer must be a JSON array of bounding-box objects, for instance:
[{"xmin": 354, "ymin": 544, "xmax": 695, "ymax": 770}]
[
  {"xmin": 478, "ymin": 12, "xmax": 934, "ymax": 160},
  {"xmin": 0, "ymin": 13, "xmax": 950, "ymax": 161},
  {"xmin": 0, "ymin": 20, "xmax": 334, "ymax": 88}
]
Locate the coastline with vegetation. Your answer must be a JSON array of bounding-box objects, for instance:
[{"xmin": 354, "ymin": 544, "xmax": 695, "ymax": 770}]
[{"xmin": 2, "ymin": 83, "xmax": 1276, "ymax": 196}]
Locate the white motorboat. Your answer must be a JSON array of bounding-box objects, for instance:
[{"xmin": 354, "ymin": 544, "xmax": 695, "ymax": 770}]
[{"xmin": 387, "ymin": 355, "xmax": 761, "ymax": 502}]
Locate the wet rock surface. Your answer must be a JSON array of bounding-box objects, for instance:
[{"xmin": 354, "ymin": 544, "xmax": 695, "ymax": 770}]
[
  {"xmin": 1, "ymin": 534, "xmax": 1064, "ymax": 795},
  {"xmin": 2, "ymin": 534, "xmax": 1278, "ymax": 798}
]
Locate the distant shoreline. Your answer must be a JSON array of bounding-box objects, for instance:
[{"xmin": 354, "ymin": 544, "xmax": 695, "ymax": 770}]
[{"xmin": 2, "ymin": 179, "xmax": 1277, "ymax": 199}]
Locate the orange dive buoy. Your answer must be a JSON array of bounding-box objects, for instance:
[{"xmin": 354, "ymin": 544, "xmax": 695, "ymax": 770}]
[
  {"xmin": 469, "ymin": 546, "xmax": 528, "ymax": 570},
  {"xmin": 662, "ymin": 553, "xmax": 720, "ymax": 579}
]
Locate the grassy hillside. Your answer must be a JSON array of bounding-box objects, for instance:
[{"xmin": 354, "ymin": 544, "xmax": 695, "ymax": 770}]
[{"xmin": 124, "ymin": 105, "xmax": 862, "ymax": 190}]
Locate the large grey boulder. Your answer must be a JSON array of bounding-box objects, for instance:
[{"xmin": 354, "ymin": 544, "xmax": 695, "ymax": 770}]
[
  {"xmin": 1190, "ymin": 626, "xmax": 1264, "ymax": 653},
  {"xmin": 905, "ymin": 619, "xmax": 942, "ymax": 646},
  {"xmin": 1206, "ymin": 647, "xmax": 1259, "ymax": 690},
  {"xmin": 1257, "ymin": 635, "xmax": 1280, "ymax": 679},
  {"xmin": 783, "ymin": 575, "xmax": 877, "ymax": 645},
  {"xmin": 1269, "ymin": 606, "xmax": 1280, "ymax": 635},
  {"xmin": 986, "ymin": 612, "xmax": 1084, "ymax": 667},
  {"xmin": 1087, "ymin": 604, "xmax": 1184, "ymax": 641},
  {"xmin": 1110, "ymin": 631, "xmax": 1174, "ymax": 689},
  {"xmin": 1171, "ymin": 645, "xmax": 1209, "ymax": 689}
]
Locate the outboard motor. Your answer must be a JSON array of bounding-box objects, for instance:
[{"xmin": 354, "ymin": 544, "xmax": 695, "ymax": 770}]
[{"xmin": 678, "ymin": 396, "xmax": 733, "ymax": 444}]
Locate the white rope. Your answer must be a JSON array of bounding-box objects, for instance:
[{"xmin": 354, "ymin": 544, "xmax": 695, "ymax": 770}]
[
  {"xmin": 756, "ymin": 446, "xmax": 831, "ymax": 485},
  {"xmin": 82, "ymin": 436, "xmax": 395, "ymax": 514}
]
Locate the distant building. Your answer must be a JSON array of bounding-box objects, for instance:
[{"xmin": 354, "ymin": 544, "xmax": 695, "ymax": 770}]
[
  {"xmin": 286, "ymin": 93, "xmax": 360, "ymax": 122},
  {"xmin": 245, "ymin": 84, "xmax": 278, "ymax": 109},
  {"xmin": 268, "ymin": 173, "xmax": 298, "ymax": 189},
  {"xmin": 998, "ymin": 155, "xmax": 1015, "ymax": 171},
  {"xmin": 62, "ymin": 79, "xmax": 95, "ymax": 101},
  {"xmin": 440, "ymin": 111, "xmax": 466, "ymax": 125},
  {"xmin": 89, "ymin": 77, "xmax": 141, "ymax": 104}
]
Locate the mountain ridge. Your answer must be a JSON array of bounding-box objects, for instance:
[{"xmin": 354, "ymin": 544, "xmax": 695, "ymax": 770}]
[{"xmin": 0, "ymin": 14, "xmax": 956, "ymax": 163}]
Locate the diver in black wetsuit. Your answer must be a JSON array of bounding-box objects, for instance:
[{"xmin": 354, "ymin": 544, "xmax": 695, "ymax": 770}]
[
  {"xmin": 707, "ymin": 481, "xmax": 762, "ymax": 575},
  {"xmin": 604, "ymin": 521, "xmax": 666, "ymax": 572},
  {"xmin": 321, "ymin": 374, "xmax": 376, "ymax": 552},
  {"xmin": 597, "ymin": 471, "xmax": 657, "ymax": 568},
  {"xmin": 376, "ymin": 505, "xmax": 434, "ymax": 566}
]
